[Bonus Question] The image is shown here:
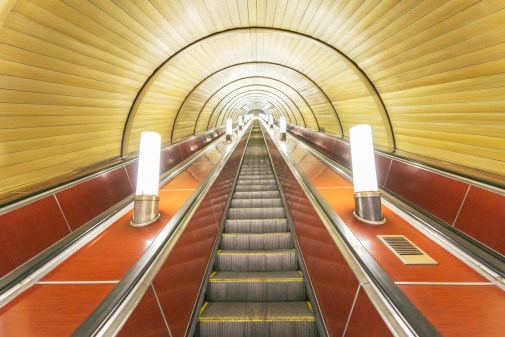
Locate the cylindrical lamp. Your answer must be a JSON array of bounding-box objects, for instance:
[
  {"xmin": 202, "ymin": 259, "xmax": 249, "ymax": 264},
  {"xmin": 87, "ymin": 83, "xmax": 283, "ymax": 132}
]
[
  {"xmin": 239, "ymin": 116, "xmax": 243, "ymax": 130},
  {"xmin": 131, "ymin": 131, "xmax": 161, "ymax": 227},
  {"xmin": 280, "ymin": 116, "xmax": 287, "ymax": 141},
  {"xmin": 268, "ymin": 115, "xmax": 273, "ymax": 129},
  {"xmin": 226, "ymin": 118, "xmax": 232, "ymax": 142},
  {"xmin": 349, "ymin": 125, "xmax": 385, "ymax": 225}
]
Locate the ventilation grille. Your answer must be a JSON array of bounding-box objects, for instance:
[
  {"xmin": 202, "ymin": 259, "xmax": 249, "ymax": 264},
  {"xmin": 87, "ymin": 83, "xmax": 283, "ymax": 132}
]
[{"xmin": 377, "ymin": 235, "xmax": 438, "ymax": 265}]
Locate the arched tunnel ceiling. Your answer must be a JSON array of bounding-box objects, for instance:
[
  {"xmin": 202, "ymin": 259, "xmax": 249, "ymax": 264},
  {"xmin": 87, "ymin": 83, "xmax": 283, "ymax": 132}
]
[{"xmin": 0, "ymin": 0, "xmax": 504, "ymax": 195}]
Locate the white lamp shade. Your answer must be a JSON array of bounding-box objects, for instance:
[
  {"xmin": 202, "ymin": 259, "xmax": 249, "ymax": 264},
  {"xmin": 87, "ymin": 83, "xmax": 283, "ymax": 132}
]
[
  {"xmin": 239, "ymin": 116, "xmax": 243, "ymax": 125},
  {"xmin": 268, "ymin": 115, "xmax": 273, "ymax": 124},
  {"xmin": 136, "ymin": 131, "xmax": 161, "ymax": 196},
  {"xmin": 350, "ymin": 125, "xmax": 379, "ymax": 193},
  {"xmin": 280, "ymin": 116, "xmax": 286, "ymax": 132},
  {"xmin": 226, "ymin": 118, "xmax": 232, "ymax": 135}
]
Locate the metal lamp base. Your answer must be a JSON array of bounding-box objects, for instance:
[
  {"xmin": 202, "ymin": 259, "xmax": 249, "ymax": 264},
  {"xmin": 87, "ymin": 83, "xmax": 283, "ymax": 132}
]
[
  {"xmin": 131, "ymin": 195, "xmax": 160, "ymax": 227},
  {"xmin": 226, "ymin": 134, "xmax": 232, "ymax": 142},
  {"xmin": 353, "ymin": 191, "xmax": 386, "ymax": 225},
  {"xmin": 280, "ymin": 132, "xmax": 286, "ymax": 141}
]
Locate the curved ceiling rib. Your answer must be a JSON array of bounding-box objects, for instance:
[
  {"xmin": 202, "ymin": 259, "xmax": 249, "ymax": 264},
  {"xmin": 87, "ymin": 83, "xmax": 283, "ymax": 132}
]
[
  {"xmin": 208, "ymin": 88, "xmax": 299, "ymax": 129},
  {"xmin": 178, "ymin": 75, "xmax": 317, "ymax": 138},
  {"xmin": 194, "ymin": 78, "xmax": 312, "ymax": 130},
  {"xmin": 224, "ymin": 94, "xmax": 285, "ymax": 123},
  {"xmin": 211, "ymin": 85, "xmax": 300, "ymax": 128},
  {"xmin": 2, "ymin": 1, "xmax": 502, "ymax": 196},
  {"xmin": 173, "ymin": 62, "xmax": 332, "ymax": 139},
  {"xmin": 123, "ymin": 28, "xmax": 391, "ymax": 154},
  {"xmin": 215, "ymin": 91, "xmax": 293, "ymax": 127},
  {"xmin": 213, "ymin": 78, "xmax": 311, "ymax": 126},
  {"xmin": 218, "ymin": 92, "xmax": 296, "ymax": 128}
]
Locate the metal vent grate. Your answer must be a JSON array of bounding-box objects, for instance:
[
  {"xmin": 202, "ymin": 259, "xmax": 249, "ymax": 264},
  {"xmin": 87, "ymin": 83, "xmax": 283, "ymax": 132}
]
[{"xmin": 377, "ymin": 235, "xmax": 438, "ymax": 265}]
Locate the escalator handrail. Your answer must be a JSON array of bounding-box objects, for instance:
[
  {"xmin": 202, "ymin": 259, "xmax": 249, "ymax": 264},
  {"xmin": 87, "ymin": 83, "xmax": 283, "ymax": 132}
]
[
  {"xmin": 261, "ymin": 122, "xmax": 442, "ymax": 337},
  {"xmin": 0, "ymin": 132, "xmax": 227, "ymax": 304},
  {"xmin": 71, "ymin": 124, "xmax": 253, "ymax": 337},
  {"xmin": 286, "ymin": 127, "xmax": 505, "ymax": 279}
]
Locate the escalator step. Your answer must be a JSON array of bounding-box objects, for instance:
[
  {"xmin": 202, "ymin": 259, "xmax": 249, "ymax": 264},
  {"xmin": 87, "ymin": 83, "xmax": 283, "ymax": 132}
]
[
  {"xmin": 220, "ymin": 233, "xmax": 292, "ymax": 250},
  {"xmin": 224, "ymin": 219, "xmax": 288, "ymax": 233},
  {"xmin": 234, "ymin": 184, "xmax": 279, "ymax": 192},
  {"xmin": 216, "ymin": 249, "xmax": 296, "ymax": 272},
  {"xmin": 233, "ymin": 191, "xmax": 280, "ymax": 199},
  {"xmin": 207, "ymin": 271, "xmax": 306, "ymax": 301},
  {"xmin": 238, "ymin": 174, "xmax": 275, "ymax": 180},
  {"xmin": 236, "ymin": 179, "xmax": 277, "ymax": 186},
  {"xmin": 228, "ymin": 207, "xmax": 285, "ymax": 219},
  {"xmin": 230, "ymin": 198, "xmax": 283, "ymax": 208},
  {"xmin": 198, "ymin": 302, "xmax": 316, "ymax": 337}
]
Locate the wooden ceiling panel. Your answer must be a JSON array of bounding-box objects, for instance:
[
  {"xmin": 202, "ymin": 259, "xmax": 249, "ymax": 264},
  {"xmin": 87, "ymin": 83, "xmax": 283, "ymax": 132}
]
[{"xmin": 0, "ymin": 0, "xmax": 503, "ymax": 196}]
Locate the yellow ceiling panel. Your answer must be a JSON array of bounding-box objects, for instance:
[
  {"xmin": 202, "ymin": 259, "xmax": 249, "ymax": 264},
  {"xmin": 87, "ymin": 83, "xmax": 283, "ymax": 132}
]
[{"xmin": 0, "ymin": 0, "xmax": 503, "ymax": 196}]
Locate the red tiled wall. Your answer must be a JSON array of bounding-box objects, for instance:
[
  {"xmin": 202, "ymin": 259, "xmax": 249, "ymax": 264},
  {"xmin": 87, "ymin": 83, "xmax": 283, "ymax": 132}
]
[
  {"xmin": 288, "ymin": 125, "xmax": 505, "ymax": 256},
  {"xmin": 0, "ymin": 129, "xmax": 224, "ymax": 278},
  {"xmin": 56, "ymin": 167, "xmax": 133, "ymax": 231},
  {"xmin": 264, "ymin": 134, "xmax": 392, "ymax": 337},
  {"xmin": 0, "ymin": 196, "xmax": 70, "ymax": 277},
  {"xmin": 344, "ymin": 287, "xmax": 394, "ymax": 337},
  {"xmin": 118, "ymin": 130, "xmax": 248, "ymax": 337}
]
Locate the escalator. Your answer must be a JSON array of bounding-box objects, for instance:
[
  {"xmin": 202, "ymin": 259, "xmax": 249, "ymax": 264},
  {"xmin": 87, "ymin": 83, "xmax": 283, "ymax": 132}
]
[{"xmin": 196, "ymin": 123, "xmax": 318, "ymax": 337}]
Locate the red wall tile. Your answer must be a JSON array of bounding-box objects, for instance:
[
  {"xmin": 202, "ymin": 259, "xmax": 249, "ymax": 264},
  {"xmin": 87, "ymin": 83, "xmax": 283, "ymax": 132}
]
[
  {"xmin": 331, "ymin": 140, "xmax": 352, "ymax": 169},
  {"xmin": 160, "ymin": 145, "xmax": 183, "ymax": 173},
  {"xmin": 375, "ymin": 154, "xmax": 392, "ymax": 187},
  {"xmin": 116, "ymin": 286, "xmax": 170, "ymax": 337},
  {"xmin": 153, "ymin": 195, "xmax": 219, "ymax": 337},
  {"xmin": 179, "ymin": 139, "xmax": 200, "ymax": 159},
  {"xmin": 385, "ymin": 161, "xmax": 468, "ymax": 224},
  {"xmin": 266, "ymin": 136, "xmax": 360, "ymax": 337},
  {"xmin": 0, "ymin": 196, "xmax": 70, "ymax": 277},
  {"xmin": 344, "ymin": 287, "xmax": 394, "ymax": 337},
  {"xmin": 454, "ymin": 186, "xmax": 505, "ymax": 255},
  {"xmin": 56, "ymin": 167, "xmax": 133, "ymax": 230},
  {"xmin": 0, "ymin": 283, "xmax": 115, "ymax": 337},
  {"xmin": 125, "ymin": 162, "xmax": 138, "ymax": 189}
]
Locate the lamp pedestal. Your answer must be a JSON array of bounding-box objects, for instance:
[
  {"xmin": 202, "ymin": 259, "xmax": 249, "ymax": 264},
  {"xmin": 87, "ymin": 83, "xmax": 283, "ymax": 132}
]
[
  {"xmin": 280, "ymin": 132, "xmax": 286, "ymax": 141},
  {"xmin": 131, "ymin": 195, "xmax": 160, "ymax": 227},
  {"xmin": 353, "ymin": 191, "xmax": 386, "ymax": 225}
]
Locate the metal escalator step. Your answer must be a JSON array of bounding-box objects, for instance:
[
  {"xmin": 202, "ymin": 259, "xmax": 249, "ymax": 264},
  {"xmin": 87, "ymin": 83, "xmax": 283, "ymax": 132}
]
[
  {"xmin": 207, "ymin": 271, "xmax": 306, "ymax": 301},
  {"xmin": 238, "ymin": 174, "xmax": 275, "ymax": 180},
  {"xmin": 233, "ymin": 191, "xmax": 280, "ymax": 199},
  {"xmin": 221, "ymin": 233, "xmax": 292, "ymax": 250},
  {"xmin": 228, "ymin": 207, "xmax": 285, "ymax": 219},
  {"xmin": 198, "ymin": 301, "xmax": 316, "ymax": 337},
  {"xmin": 236, "ymin": 179, "xmax": 277, "ymax": 186},
  {"xmin": 239, "ymin": 170, "xmax": 273, "ymax": 174},
  {"xmin": 225, "ymin": 219, "xmax": 288, "ymax": 233},
  {"xmin": 216, "ymin": 249, "xmax": 297, "ymax": 272},
  {"xmin": 230, "ymin": 198, "xmax": 283, "ymax": 208},
  {"xmin": 234, "ymin": 184, "xmax": 279, "ymax": 192}
]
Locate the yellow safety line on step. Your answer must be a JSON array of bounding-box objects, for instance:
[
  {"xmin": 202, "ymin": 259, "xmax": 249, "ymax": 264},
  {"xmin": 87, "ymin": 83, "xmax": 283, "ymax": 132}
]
[
  {"xmin": 222, "ymin": 233, "xmax": 290, "ymax": 236},
  {"xmin": 199, "ymin": 316, "xmax": 315, "ymax": 322},
  {"xmin": 209, "ymin": 277, "xmax": 303, "ymax": 283},
  {"xmin": 306, "ymin": 301, "xmax": 313, "ymax": 312},
  {"xmin": 217, "ymin": 250, "xmax": 295, "ymax": 255},
  {"xmin": 209, "ymin": 271, "xmax": 216, "ymax": 279},
  {"xmin": 199, "ymin": 302, "xmax": 209, "ymax": 315}
]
